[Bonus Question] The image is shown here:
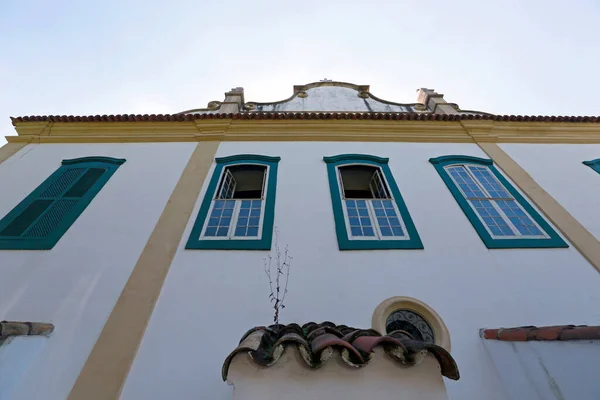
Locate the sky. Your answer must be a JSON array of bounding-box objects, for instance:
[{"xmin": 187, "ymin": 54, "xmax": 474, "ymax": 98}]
[{"xmin": 1, "ymin": 0, "xmax": 600, "ymax": 145}]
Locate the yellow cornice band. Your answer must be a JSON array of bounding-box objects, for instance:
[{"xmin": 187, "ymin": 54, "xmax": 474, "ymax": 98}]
[{"xmin": 8, "ymin": 119, "xmax": 600, "ymax": 144}]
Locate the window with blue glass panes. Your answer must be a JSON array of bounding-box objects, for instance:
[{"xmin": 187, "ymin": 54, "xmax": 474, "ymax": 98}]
[
  {"xmin": 338, "ymin": 165, "xmax": 408, "ymax": 240},
  {"xmin": 203, "ymin": 164, "xmax": 266, "ymax": 239},
  {"xmin": 445, "ymin": 164, "xmax": 546, "ymax": 238}
]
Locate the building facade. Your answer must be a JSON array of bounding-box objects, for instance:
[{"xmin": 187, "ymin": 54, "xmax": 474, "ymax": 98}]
[{"xmin": 1, "ymin": 81, "xmax": 600, "ymax": 399}]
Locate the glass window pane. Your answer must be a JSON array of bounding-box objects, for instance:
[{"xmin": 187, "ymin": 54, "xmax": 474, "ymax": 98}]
[
  {"xmin": 239, "ymin": 208, "xmax": 249, "ymax": 217},
  {"xmin": 217, "ymin": 227, "xmax": 229, "ymax": 236},
  {"xmin": 349, "ymin": 217, "xmax": 360, "ymax": 227},
  {"xmin": 470, "ymin": 199, "xmax": 514, "ymax": 237},
  {"xmin": 249, "ymin": 217, "xmax": 260, "ymax": 226},
  {"xmin": 235, "ymin": 227, "xmax": 246, "ymax": 236},
  {"xmin": 205, "ymin": 227, "xmax": 217, "ymax": 236},
  {"xmin": 468, "ymin": 166, "xmax": 511, "ymax": 198},
  {"xmin": 247, "ymin": 227, "xmax": 259, "ymax": 236},
  {"xmin": 351, "ymin": 227, "xmax": 362, "ymax": 236},
  {"xmin": 388, "ymin": 217, "xmax": 400, "ymax": 226},
  {"xmin": 496, "ymin": 200, "xmax": 543, "ymax": 236},
  {"xmin": 380, "ymin": 227, "xmax": 392, "ymax": 236},
  {"xmin": 391, "ymin": 226, "xmax": 404, "ymax": 236},
  {"xmin": 363, "ymin": 227, "xmax": 374, "ymax": 236},
  {"xmin": 446, "ymin": 166, "xmax": 486, "ymax": 199}
]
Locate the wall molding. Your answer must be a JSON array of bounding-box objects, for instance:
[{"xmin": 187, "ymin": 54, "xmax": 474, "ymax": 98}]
[{"xmin": 8, "ymin": 119, "xmax": 600, "ymax": 144}]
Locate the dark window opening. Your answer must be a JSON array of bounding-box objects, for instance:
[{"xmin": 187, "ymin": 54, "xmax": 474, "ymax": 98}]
[
  {"xmin": 217, "ymin": 165, "xmax": 266, "ymax": 200},
  {"xmin": 339, "ymin": 165, "xmax": 390, "ymax": 199}
]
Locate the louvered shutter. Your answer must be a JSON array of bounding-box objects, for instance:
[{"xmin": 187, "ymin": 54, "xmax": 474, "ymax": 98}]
[
  {"xmin": 0, "ymin": 157, "xmax": 125, "ymax": 249},
  {"xmin": 0, "ymin": 167, "xmax": 106, "ymax": 238}
]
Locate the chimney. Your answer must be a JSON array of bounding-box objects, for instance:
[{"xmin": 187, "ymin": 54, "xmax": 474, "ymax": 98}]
[
  {"xmin": 416, "ymin": 88, "xmax": 458, "ymax": 114},
  {"xmin": 219, "ymin": 87, "xmax": 245, "ymax": 113}
]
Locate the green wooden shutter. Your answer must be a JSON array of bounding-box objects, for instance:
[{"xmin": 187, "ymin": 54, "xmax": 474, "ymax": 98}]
[{"xmin": 0, "ymin": 157, "xmax": 125, "ymax": 250}]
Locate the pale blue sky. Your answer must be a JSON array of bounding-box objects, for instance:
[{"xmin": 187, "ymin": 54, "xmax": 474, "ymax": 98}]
[{"xmin": 2, "ymin": 0, "xmax": 599, "ymax": 145}]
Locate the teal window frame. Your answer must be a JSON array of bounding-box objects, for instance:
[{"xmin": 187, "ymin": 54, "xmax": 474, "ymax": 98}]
[
  {"xmin": 429, "ymin": 155, "xmax": 567, "ymax": 249},
  {"xmin": 0, "ymin": 156, "xmax": 125, "ymax": 250},
  {"xmin": 186, "ymin": 154, "xmax": 280, "ymax": 250},
  {"xmin": 323, "ymin": 154, "xmax": 423, "ymax": 250},
  {"xmin": 583, "ymin": 158, "xmax": 600, "ymax": 174}
]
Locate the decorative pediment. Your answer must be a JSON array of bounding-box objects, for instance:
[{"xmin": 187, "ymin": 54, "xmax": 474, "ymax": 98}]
[{"xmin": 243, "ymin": 81, "xmax": 426, "ymax": 113}]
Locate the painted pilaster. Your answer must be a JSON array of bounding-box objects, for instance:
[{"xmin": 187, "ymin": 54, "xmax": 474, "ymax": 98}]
[
  {"xmin": 67, "ymin": 141, "xmax": 220, "ymax": 400},
  {"xmin": 475, "ymin": 142, "xmax": 600, "ymax": 274},
  {"xmin": 0, "ymin": 142, "xmax": 28, "ymax": 165}
]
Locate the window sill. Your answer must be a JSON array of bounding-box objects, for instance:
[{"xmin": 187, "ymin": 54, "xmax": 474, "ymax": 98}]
[{"xmin": 185, "ymin": 239, "xmax": 271, "ymax": 250}]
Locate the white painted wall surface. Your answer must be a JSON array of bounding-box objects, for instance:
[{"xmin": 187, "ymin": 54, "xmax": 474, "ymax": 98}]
[
  {"xmin": 0, "ymin": 142, "xmax": 196, "ymax": 400},
  {"xmin": 0, "ymin": 337, "xmax": 47, "ymax": 400},
  {"xmin": 500, "ymin": 143, "xmax": 600, "ymax": 239},
  {"xmin": 483, "ymin": 340, "xmax": 600, "ymax": 400},
  {"xmin": 228, "ymin": 348, "xmax": 448, "ymax": 400},
  {"xmin": 122, "ymin": 142, "xmax": 600, "ymax": 400}
]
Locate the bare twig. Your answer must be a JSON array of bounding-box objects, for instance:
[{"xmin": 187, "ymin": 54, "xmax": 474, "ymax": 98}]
[{"xmin": 263, "ymin": 227, "xmax": 292, "ymax": 326}]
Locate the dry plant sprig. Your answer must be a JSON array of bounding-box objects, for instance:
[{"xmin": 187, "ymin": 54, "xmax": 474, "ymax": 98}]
[{"xmin": 263, "ymin": 228, "xmax": 292, "ymax": 326}]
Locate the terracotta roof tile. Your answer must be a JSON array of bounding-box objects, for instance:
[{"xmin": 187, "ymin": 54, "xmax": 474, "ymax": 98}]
[
  {"xmin": 481, "ymin": 325, "xmax": 600, "ymax": 341},
  {"xmin": 221, "ymin": 322, "xmax": 459, "ymax": 381},
  {"xmin": 10, "ymin": 112, "xmax": 600, "ymax": 125}
]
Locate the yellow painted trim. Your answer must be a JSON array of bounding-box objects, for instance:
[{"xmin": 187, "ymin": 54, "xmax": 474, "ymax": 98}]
[
  {"xmin": 67, "ymin": 141, "xmax": 220, "ymax": 400},
  {"xmin": 9, "ymin": 118, "xmax": 600, "ymax": 143},
  {"xmin": 476, "ymin": 143, "xmax": 600, "ymax": 274},
  {"xmin": 0, "ymin": 142, "xmax": 29, "ymax": 165},
  {"xmin": 9, "ymin": 119, "xmax": 473, "ymax": 143}
]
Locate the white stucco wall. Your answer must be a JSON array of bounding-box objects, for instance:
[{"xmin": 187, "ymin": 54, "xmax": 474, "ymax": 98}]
[
  {"xmin": 228, "ymin": 348, "xmax": 448, "ymax": 400},
  {"xmin": 483, "ymin": 339, "xmax": 600, "ymax": 400},
  {"xmin": 122, "ymin": 141, "xmax": 600, "ymax": 400},
  {"xmin": 0, "ymin": 142, "xmax": 196, "ymax": 400},
  {"xmin": 500, "ymin": 143, "xmax": 600, "ymax": 239}
]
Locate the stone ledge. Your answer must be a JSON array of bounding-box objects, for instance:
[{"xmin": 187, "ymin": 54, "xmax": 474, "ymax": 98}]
[{"xmin": 0, "ymin": 321, "xmax": 54, "ymax": 338}]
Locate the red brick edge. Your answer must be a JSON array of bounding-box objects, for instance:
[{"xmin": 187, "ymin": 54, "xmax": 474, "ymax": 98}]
[{"xmin": 480, "ymin": 325, "xmax": 600, "ymax": 341}]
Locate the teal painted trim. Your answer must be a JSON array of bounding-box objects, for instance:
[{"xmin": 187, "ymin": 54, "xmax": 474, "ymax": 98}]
[
  {"xmin": 429, "ymin": 155, "xmax": 493, "ymax": 166},
  {"xmin": 323, "ymin": 154, "xmax": 423, "ymax": 251},
  {"xmin": 0, "ymin": 158, "xmax": 125, "ymax": 250},
  {"xmin": 62, "ymin": 156, "xmax": 126, "ymax": 166},
  {"xmin": 185, "ymin": 155, "xmax": 280, "ymax": 250},
  {"xmin": 324, "ymin": 154, "xmax": 389, "ymax": 164},
  {"xmin": 583, "ymin": 158, "xmax": 600, "ymax": 174},
  {"xmin": 216, "ymin": 154, "xmax": 281, "ymax": 164},
  {"xmin": 429, "ymin": 155, "xmax": 568, "ymax": 249}
]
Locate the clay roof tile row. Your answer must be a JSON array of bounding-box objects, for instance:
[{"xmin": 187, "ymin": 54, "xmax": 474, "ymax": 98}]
[
  {"xmin": 221, "ymin": 322, "xmax": 459, "ymax": 382},
  {"xmin": 10, "ymin": 112, "xmax": 600, "ymax": 125},
  {"xmin": 481, "ymin": 325, "xmax": 600, "ymax": 342}
]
